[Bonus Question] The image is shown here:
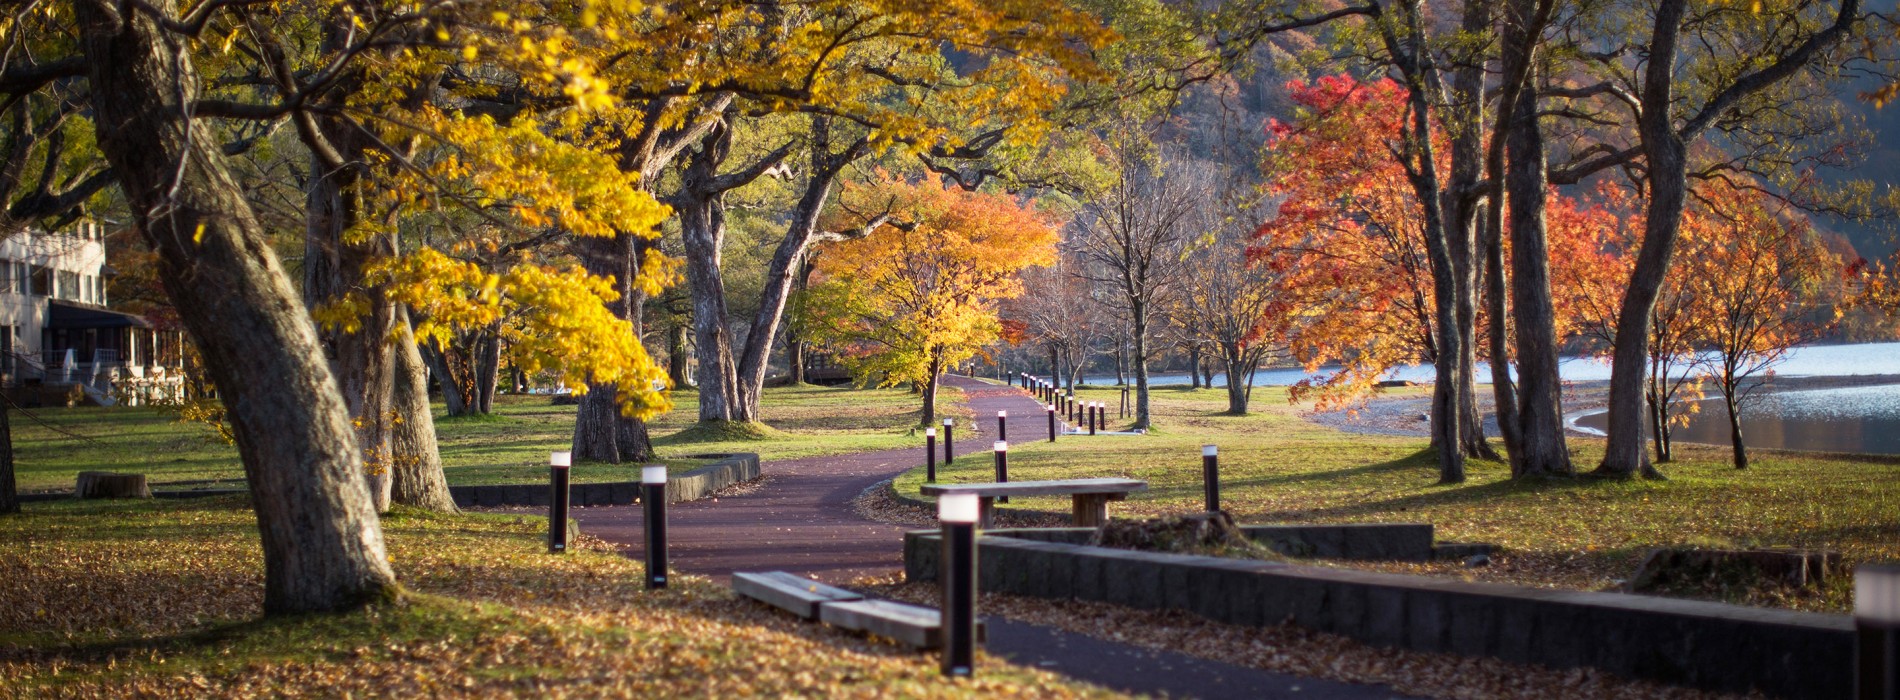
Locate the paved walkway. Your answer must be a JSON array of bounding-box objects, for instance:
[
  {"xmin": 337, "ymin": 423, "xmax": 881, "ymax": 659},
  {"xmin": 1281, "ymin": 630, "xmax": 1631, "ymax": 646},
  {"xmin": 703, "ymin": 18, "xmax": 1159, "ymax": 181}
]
[{"xmin": 576, "ymin": 376, "xmax": 1414, "ymax": 699}]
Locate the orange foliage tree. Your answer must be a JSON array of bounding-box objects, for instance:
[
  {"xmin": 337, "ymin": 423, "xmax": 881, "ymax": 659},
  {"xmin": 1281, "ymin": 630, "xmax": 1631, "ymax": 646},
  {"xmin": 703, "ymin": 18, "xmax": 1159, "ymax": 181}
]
[
  {"xmin": 802, "ymin": 174, "xmax": 1060, "ymax": 424},
  {"xmin": 1681, "ymin": 183, "xmax": 1846, "ymax": 470},
  {"xmin": 1253, "ymin": 77, "xmax": 1439, "ymax": 410}
]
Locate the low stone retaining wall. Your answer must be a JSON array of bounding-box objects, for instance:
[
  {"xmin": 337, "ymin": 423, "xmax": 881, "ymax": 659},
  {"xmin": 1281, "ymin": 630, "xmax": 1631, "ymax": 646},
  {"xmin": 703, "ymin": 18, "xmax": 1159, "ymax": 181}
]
[
  {"xmin": 903, "ymin": 531, "xmax": 1851, "ymax": 699},
  {"xmin": 993, "ymin": 524, "xmax": 1437, "ymax": 561},
  {"xmin": 17, "ymin": 487, "xmax": 247, "ymax": 503},
  {"xmin": 449, "ymin": 452, "xmax": 760, "ymax": 508}
]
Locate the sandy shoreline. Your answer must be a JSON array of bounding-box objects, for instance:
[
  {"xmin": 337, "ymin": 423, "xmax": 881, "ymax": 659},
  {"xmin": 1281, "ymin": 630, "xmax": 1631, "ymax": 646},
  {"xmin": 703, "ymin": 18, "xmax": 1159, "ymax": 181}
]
[{"xmin": 1304, "ymin": 373, "xmax": 1900, "ymax": 440}]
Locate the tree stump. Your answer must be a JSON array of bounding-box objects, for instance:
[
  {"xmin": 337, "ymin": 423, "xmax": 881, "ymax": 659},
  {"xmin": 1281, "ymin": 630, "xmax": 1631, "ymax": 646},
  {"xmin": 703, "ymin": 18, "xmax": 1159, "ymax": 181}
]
[
  {"xmin": 1629, "ymin": 547, "xmax": 1841, "ymax": 593},
  {"xmin": 75, "ymin": 471, "xmax": 152, "ymax": 499},
  {"xmin": 1089, "ymin": 511, "xmax": 1279, "ymax": 560}
]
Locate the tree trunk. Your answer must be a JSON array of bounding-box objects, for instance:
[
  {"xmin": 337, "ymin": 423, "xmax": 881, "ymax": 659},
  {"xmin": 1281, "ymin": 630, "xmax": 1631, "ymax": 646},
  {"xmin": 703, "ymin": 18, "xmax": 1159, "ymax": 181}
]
[
  {"xmin": 680, "ymin": 130, "xmax": 741, "ymax": 423},
  {"xmin": 78, "ymin": 0, "xmax": 398, "ymax": 612},
  {"xmin": 922, "ymin": 354, "xmax": 941, "ymax": 426},
  {"xmin": 390, "ymin": 305, "xmax": 456, "ymax": 513},
  {"xmin": 732, "ymin": 123, "xmax": 866, "ymax": 422},
  {"xmin": 667, "ymin": 322, "xmax": 692, "ymax": 388},
  {"xmin": 1599, "ymin": 0, "xmax": 1689, "ymax": 480},
  {"xmin": 570, "ymin": 232, "xmax": 655, "ymax": 463},
  {"xmin": 1115, "ymin": 340, "xmax": 1127, "ymax": 386},
  {"xmin": 1049, "ymin": 343, "xmax": 1060, "ymax": 380},
  {"xmin": 0, "ymin": 401, "xmax": 16, "ymax": 515},
  {"xmin": 1131, "ymin": 302, "xmax": 1153, "ymax": 429},
  {"xmin": 422, "ymin": 343, "xmax": 467, "ymax": 416},
  {"xmin": 474, "ymin": 327, "xmax": 499, "ymax": 415},
  {"xmin": 1443, "ymin": 0, "xmax": 1496, "ymax": 464},
  {"xmin": 1222, "ymin": 348, "xmax": 1250, "ymax": 415},
  {"xmin": 1200, "ymin": 355, "xmax": 1215, "ymax": 389},
  {"xmin": 1646, "ymin": 376, "xmax": 1673, "ymax": 463},
  {"xmin": 1188, "ymin": 347, "xmax": 1202, "ymax": 389},
  {"xmin": 1482, "ymin": 200, "xmax": 1522, "ymax": 461},
  {"xmin": 1724, "ymin": 389, "xmax": 1748, "ymax": 469},
  {"xmin": 1499, "ymin": 0, "xmax": 1572, "ymax": 478}
]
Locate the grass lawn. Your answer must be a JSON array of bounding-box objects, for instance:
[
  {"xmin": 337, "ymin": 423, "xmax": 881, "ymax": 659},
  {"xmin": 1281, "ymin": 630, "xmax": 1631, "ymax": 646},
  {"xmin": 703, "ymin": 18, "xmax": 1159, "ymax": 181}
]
[
  {"xmin": 893, "ymin": 384, "xmax": 1900, "ymax": 613},
  {"xmin": 0, "ymin": 497, "xmax": 1105, "ymax": 697},
  {"xmin": 11, "ymin": 383, "xmax": 965, "ymax": 491}
]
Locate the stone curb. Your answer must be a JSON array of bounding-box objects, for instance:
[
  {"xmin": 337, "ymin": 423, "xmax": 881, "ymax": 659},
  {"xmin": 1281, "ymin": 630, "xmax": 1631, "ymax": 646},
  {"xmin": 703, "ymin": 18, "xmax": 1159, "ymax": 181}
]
[
  {"xmin": 449, "ymin": 452, "xmax": 761, "ymax": 508},
  {"xmin": 903, "ymin": 530, "xmax": 1850, "ymax": 699}
]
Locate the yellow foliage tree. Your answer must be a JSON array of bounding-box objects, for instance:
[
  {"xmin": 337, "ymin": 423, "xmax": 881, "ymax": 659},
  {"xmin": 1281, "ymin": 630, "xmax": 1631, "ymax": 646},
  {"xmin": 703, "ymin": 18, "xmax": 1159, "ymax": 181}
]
[{"xmin": 803, "ymin": 173, "xmax": 1060, "ymax": 423}]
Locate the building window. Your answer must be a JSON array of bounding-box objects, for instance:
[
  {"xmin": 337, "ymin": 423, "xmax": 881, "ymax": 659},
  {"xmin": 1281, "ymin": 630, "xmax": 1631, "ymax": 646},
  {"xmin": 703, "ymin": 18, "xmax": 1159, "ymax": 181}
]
[
  {"xmin": 29, "ymin": 266, "xmax": 49, "ymax": 296},
  {"xmin": 0, "ymin": 259, "xmax": 12, "ymax": 293},
  {"xmin": 95, "ymin": 276, "xmax": 106, "ymax": 305},
  {"xmin": 56, "ymin": 270, "xmax": 79, "ymax": 301}
]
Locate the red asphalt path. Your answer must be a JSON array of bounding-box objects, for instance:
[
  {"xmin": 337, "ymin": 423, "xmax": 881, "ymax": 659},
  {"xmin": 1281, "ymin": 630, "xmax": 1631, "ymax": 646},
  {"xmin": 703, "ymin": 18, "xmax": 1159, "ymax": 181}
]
[{"xmin": 575, "ymin": 376, "xmax": 1416, "ymax": 699}]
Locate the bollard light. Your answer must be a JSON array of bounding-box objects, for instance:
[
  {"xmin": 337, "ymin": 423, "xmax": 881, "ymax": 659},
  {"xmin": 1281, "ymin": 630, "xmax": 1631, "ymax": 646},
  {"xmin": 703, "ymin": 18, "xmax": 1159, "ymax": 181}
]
[
  {"xmin": 1046, "ymin": 403, "xmax": 1057, "ymax": 442},
  {"xmin": 549, "ymin": 451, "xmax": 572, "ymax": 554},
  {"xmin": 993, "ymin": 441, "xmax": 1010, "ymax": 504},
  {"xmin": 642, "ymin": 465, "xmax": 669, "ymax": 589},
  {"xmin": 925, "ymin": 428, "xmax": 939, "ymax": 483},
  {"xmin": 1202, "ymin": 445, "xmax": 1221, "ymax": 513},
  {"xmin": 1858, "ymin": 564, "xmax": 1900, "ymax": 699},
  {"xmin": 939, "ymin": 493, "xmax": 980, "ymax": 678},
  {"xmin": 1088, "ymin": 401, "xmax": 1098, "ymax": 435},
  {"xmin": 942, "ymin": 418, "xmax": 956, "ymax": 465},
  {"xmin": 997, "ymin": 410, "xmax": 1008, "ymax": 442},
  {"xmin": 1121, "ymin": 387, "xmax": 1130, "ymax": 418}
]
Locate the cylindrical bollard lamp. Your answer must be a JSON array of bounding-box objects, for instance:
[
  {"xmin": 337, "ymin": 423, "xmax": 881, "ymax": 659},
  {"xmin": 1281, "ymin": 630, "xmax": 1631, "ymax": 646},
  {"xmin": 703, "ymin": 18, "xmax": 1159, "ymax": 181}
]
[
  {"xmin": 1046, "ymin": 403, "xmax": 1057, "ymax": 442},
  {"xmin": 1859, "ymin": 564, "xmax": 1899, "ymax": 700},
  {"xmin": 642, "ymin": 465, "xmax": 668, "ymax": 588},
  {"xmin": 1121, "ymin": 387, "xmax": 1129, "ymax": 418},
  {"xmin": 997, "ymin": 410, "xmax": 1008, "ymax": 442},
  {"xmin": 939, "ymin": 493, "xmax": 980, "ymax": 678},
  {"xmin": 926, "ymin": 427, "xmax": 939, "ymax": 483},
  {"xmin": 549, "ymin": 451, "xmax": 572, "ymax": 554},
  {"xmin": 942, "ymin": 418, "xmax": 956, "ymax": 464},
  {"xmin": 1203, "ymin": 444, "xmax": 1221, "ymax": 513},
  {"xmin": 993, "ymin": 441, "xmax": 1009, "ymax": 504},
  {"xmin": 1088, "ymin": 402, "xmax": 1098, "ymax": 435}
]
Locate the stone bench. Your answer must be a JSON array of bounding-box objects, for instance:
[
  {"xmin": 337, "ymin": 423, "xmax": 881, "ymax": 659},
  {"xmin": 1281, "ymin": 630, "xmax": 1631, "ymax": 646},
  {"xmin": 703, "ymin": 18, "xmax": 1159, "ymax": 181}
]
[
  {"xmin": 920, "ymin": 477, "xmax": 1147, "ymax": 527},
  {"xmin": 732, "ymin": 570, "xmax": 983, "ymax": 650},
  {"xmin": 732, "ymin": 571, "xmax": 863, "ymax": 619}
]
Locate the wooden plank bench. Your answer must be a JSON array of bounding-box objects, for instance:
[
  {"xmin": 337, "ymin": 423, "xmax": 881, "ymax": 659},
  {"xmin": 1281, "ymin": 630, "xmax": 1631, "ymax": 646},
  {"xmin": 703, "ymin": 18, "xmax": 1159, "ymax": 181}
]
[
  {"xmin": 732, "ymin": 571, "xmax": 863, "ymax": 619},
  {"xmin": 818, "ymin": 599, "xmax": 986, "ymax": 650},
  {"xmin": 919, "ymin": 477, "xmax": 1148, "ymax": 527}
]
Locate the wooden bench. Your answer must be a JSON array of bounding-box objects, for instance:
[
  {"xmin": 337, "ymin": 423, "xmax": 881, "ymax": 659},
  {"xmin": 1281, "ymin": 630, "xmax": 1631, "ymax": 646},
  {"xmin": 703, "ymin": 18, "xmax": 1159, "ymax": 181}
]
[
  {"xmin": 732, "ymin": 571, "xmax": 863, "ymax": 619},
  {"xmin": 919, "ymin": 477, "xmax": 1148, "ymax": 527},
  {"xmin": 733, "ymin": 571, "xmax": 982, "ymax": 650}
]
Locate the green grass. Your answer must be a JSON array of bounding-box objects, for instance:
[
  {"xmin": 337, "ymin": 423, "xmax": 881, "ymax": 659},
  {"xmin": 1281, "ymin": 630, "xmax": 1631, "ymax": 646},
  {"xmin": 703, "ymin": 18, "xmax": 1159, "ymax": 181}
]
[
  {"xmin": 11, "ymin": 383, "xmax": 966, "ymax": 491},
  {"xmin": 0, "ymin": 497, "xmax": 1109, "ymax": 696},
  {"xmin": 894, "ymin": 384, "xmax": 1900, "ymax": 612}
]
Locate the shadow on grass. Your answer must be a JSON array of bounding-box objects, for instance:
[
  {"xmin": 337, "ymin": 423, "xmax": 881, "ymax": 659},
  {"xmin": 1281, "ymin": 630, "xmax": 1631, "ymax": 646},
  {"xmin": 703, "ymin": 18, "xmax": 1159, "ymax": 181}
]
[{"xmin": 1250, "ymin": 468, "xmax": 1621, "ymax": 522}]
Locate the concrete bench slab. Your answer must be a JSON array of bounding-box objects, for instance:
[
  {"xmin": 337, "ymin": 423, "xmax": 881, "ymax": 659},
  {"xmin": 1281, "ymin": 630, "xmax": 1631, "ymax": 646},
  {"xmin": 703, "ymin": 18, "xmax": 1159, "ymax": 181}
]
[
  {"xmin": 818, "ymin": 599, "xmax": 985, "ymax": 650},
  {"xmin": 732, "ymin": 571, "xmax": 863, "ymax": 620},
  {"xmin": 920, "ymin": 478, "xmax": 1147, "ymax": 527}
]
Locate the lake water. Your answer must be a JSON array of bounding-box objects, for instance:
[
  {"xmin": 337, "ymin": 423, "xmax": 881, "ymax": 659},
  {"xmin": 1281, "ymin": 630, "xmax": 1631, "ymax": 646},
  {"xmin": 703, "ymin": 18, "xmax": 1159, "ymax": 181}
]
[
  {"xmin": 1074, "ymin": 341, "xmax": 1900, "ymax": 456},
  {"xmin": 1081, "ymin": 341, "xmax": 1900, "ymax": 388},
  {"xmin": 1570, "ymin": 384, "xmax": 1900, "ymax": 456}
]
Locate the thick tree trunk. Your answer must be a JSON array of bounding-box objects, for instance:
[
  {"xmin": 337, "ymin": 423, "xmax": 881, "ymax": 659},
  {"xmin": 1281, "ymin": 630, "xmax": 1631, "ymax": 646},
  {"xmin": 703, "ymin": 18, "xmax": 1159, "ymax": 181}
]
[
  {"xmin": 1599, "ymin": 0, "xmax": 1689, "ymax": 480},
  {"xmin": 304, "ymin": 131, "xmax": 393, "ymax": 511},
  {"xmin": 570, "ymin": 233, "xmax": 655, "ymax": 463},
  {"xmin": 1115, "ymin": 340, "xmax": 1127, "ymax": 386},
  {"xmin": 680, "ymin": 126, "xmax": 742, "ymax": 423},
  {"xmin": 1200, "ymin": 355, "xmax": 1215, "ymax": 389},
  {"xmin": 1499, "ymin": 0, "xmax": 1572, "ymax": 478},
  {"xmin": 1222, "ymin": 349, "xmax": 1251, "ymax": 415},
  {"xmin": 78, "ymin": 0, "xmax": 398, "ymax": 612},
  {"xmin": 1188, "ymin": 347, "xmax": 1202, "ymax": 389},
  {"xmin": 390, "ymin": 305, "xmax": 455, "ymax": 512}
]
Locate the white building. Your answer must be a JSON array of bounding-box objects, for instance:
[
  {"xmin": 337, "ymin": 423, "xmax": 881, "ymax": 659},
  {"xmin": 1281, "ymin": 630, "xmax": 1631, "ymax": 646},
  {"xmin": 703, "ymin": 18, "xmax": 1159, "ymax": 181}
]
[{"xmin": 0, "ymin": 221, "xmax": 182, "ymax": 404}]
